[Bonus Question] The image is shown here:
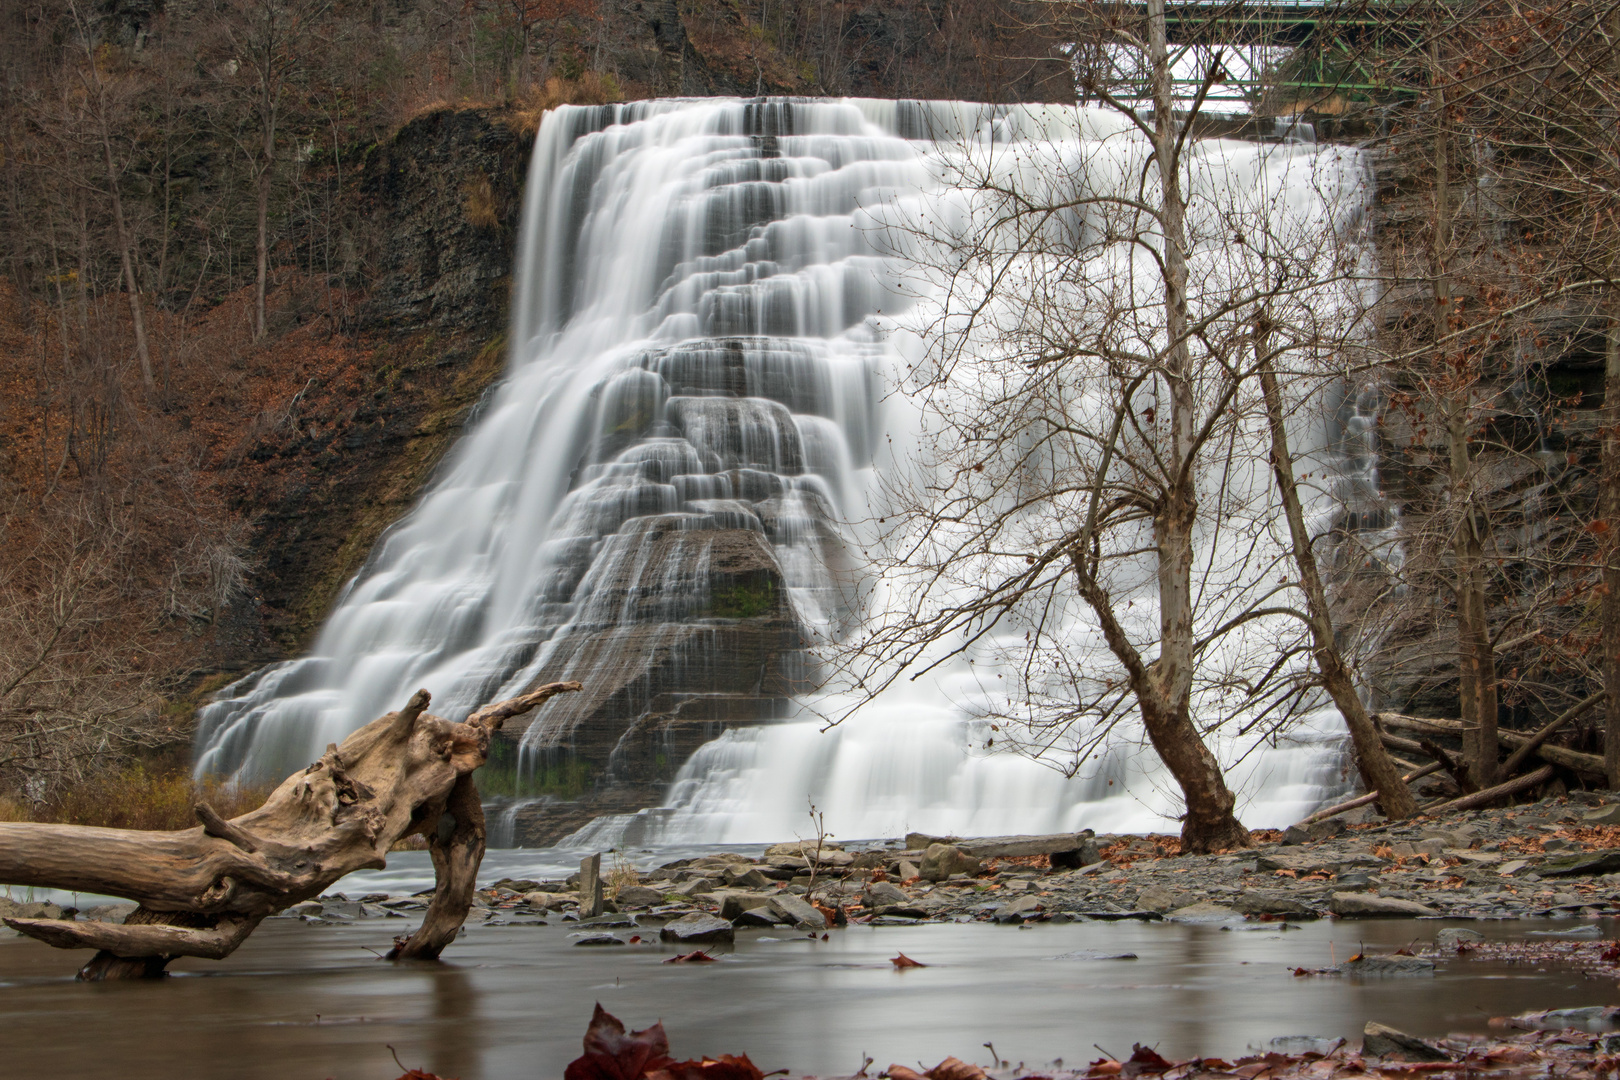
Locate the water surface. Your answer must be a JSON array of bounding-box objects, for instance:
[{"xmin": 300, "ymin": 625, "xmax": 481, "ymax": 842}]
[{"xmin": 3, "ymin": 917, "xmax": 1613, "ymax": 1079}]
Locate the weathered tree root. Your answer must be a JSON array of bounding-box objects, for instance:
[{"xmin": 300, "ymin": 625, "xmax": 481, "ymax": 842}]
[{"xmin": 0, "ymin": 681, "xmax": 581, "ymax": 980}]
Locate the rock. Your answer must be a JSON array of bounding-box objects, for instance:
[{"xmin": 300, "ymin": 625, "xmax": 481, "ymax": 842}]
[
  {"xmin": 896, "ymin": 860, "xmax": 920, "ymax": 881},
  {"xmin": 1415, "ymin": 838, "xmax": 1447, "ymax": 858},
  {"xmin": 1135, "ymin": 885, "xmax": 1181, "ymax": 913},
  {"xmin": 863, "ymin": 882, "xmax": 911, "ymax": 908},
  {"xmin": 523, "ymin": 890, "xmax": 577, "ymax": 910},
  {"xmin": 283, "ymin": 901, "xmax": 324, "ymax": 918},
  {"xmin": 1540, "ymin": 852, "xmax": 1620, "ymax": 877},
  {"xmin": 78, "ymin": 903, "xmax": 137, "ymax": 924},
  {"xmin": 1506, "ymin": 1006, "xmax": 1620, "ymax": 1031},
  {"xmin": 1328, "ymin": 893, "xmax": 1438, "ymax": 917},
  {"xmin": 1584, "ymin": 805, "xmax": 1620, "ymax": 826},
  {"xmin": 573, "ymin": 934, "xmax": 627, "ymax": 946},
  {"xmin": 1232, "ymin": 889, "xmax": 1318, "ymax": 919},
  {"xmin": 1362, "ymin": 1022, "xmax": 1448, "ymax": 1061},
  {"xmin": 723, "ymin": 866, "xmax": 770, "ymax": 889},
  {"xmin": 1435, "ymin": 927, "xmax": 1484, "ymax": 950},
  {"xmin": 674, "ymin": 877, "xmax": 719, "ymax": 897},
  {"xmin": 993, "ymin": 895, "xmax": 1044, "ymax": 923},
  {"xmin": 1333, "ymin": 871, "xmax": 1373, "ymax": 889},
  {"xmin": 1166, "ymin": 901, "xmax": 1240, "ymax": 923},
  {"xmin": 767, "ymin": 893, "xmax": 827, "ymax": 929},
  {"xmin": 1257, "ymin": 852, "xmax": 1337, "ymax": 875},
  {"xmin": 659, "ymin": 913, "xmax": 735, "ymax": 944},
  {"xmin": 718, "ymin": 892, "xmax": 778, "ymax": 920},
  {"xmin": 920, "ymin": 843, "xmax": 981, "ymax": 882},
  {"xmin": 1339, "ymin": 955, "xmax": 1436, "ymax": 977},
  {"xmin": 732, "ymin": 907, "xmax": 781, "ymax": 928},
  {"xmin": 614, "ymin": 886, "xmax": 665, "ymax": 908},
  {"xmin": 0, "ymin": 899, "xmax": 64, "ymax": 924},
  {"xmin": 766, "ymin": 840, "xmax": 843, "ymax": 857}
]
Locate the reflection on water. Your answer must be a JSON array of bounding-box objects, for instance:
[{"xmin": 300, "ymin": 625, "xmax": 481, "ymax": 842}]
[{"xmin": 2, "ymin": 918, "xmax": 1615, "ymax": 1079}]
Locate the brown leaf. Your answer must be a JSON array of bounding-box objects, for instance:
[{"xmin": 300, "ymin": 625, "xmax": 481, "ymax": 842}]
[
  {"xmin": 564, "ymin": 1003, "xmax": 676, "ymax": 1080},
  {"xmin": 891, "ymin": 953, "xmax": 927, "ymax": 969},
  {"xmin": 663, "ymin": 950, "xmax": 717, "ymax": 964},
  {"xmin": 926, "ymin": 1056, "xmax": 987, "ymax": 1080},
  {"xmin": 888, "ymin": 1068, "xmax": 928, "ymax": 1080},
  {"xmin": 647, "ymin": 1054, "xmax": 766, "ymax": 1080}
]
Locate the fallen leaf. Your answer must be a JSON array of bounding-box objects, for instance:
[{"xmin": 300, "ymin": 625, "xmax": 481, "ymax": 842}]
[
  {"xmin": 888, "ymin": 1067, "xmax": 927, "ymax": 1080},
  {"xmin": 927, "ymin": 1057, "xmax": 988, "ymax": 1080},
  {"xmin": 1086, "ymin": 1061, "xmax": 1122, "ymax": 1077},
  {"xmin": 663, "ymin": 950, "xmax": 717, "ymax": 964},
  {"xmin": 647, "ymin": 1054, "xmax": 766, "ymax": 1080},
  {"xmin": 891, "ymin": 953, "xmax": 927, "ymax": 969},
  {"xmin": 1122, "ymin": 1044, "xmax": 1175, "ymax": 1077},
  {"xmin": 564, "ymin": 1004, "xmax": 676, "ymax": 1080}
]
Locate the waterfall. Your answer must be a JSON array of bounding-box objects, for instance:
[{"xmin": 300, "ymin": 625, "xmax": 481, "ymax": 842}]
[{"xmin": 197, "ymin": 98, "xmax": 1369, "ymax": 844}]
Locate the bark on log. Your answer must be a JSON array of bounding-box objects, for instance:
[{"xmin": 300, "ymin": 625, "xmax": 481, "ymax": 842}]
[
  {"xmin": 1499, "ymin": 692, "xmax": 1604, "ymax": 779},
  {"xmin": 1421, "ymin": 764, "xmax": 1557, "ymax": 816},
  {"xmin": 0, "ymin": 680, "xmax": 580, "ymax": 979},
  {"xmin": 1373, "ymin": 712, "xmax": 1604, "ymax": 776}
]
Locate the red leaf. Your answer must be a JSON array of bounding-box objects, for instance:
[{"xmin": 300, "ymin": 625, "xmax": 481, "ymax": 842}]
[
  {"xmin": 890, "ymin": 953, "xmax": 927, "ymax": 969},
  {"xmin": 564, "ymin": 1004, "xmax": 676, "ymax": 1080},
  {"xmin": 395, "ymin": 1072, "xmax": 455, "ymax": 1080},
  {"xmin": 1121, "ymin": 1044, "xmax": 1175, "ymax": 1078},
  {"xmin": 663, "ymin": 950, "xmax": 717, "ymax": 964}
]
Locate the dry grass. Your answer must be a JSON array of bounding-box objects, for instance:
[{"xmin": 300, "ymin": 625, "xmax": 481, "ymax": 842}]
[
  {"xmin": 507, "ymin": 72, "xmax": 624, "ymax": 136},
  {"xmin": 463, "ymin": 173, "xmax": 501, "ymax": 230},
  {"xmin": 0, "ymin": 766, "xmax": 276, "ymax": 831},
  {"xmin": 605, "ymin": 850, "xmax": 642, "ymax": 899}
]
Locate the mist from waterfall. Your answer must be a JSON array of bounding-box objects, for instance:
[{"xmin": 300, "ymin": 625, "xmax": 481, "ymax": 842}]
[{"xmin": 196, "ymin": 98, "xmax": 1377, "ymax": 844}]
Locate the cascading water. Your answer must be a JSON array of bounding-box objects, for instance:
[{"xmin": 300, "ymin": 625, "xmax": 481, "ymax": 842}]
[{"xmin": 197, "ymin": 97, "xmax": 1371, "ymax": 845}]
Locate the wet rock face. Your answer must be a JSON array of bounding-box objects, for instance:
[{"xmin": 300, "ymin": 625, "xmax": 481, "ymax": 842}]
[{"xmin": 362, "ymin": 108, "xmax": 530, "ymax": 331}]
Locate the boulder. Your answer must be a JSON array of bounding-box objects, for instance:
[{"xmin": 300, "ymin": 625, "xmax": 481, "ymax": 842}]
[
  {"xmin": 1362, "ymin": 1022, "xmax": 1447, "ymax": 1061},
  {"xmin": 718, "ymin": 892, "xmax": 777, "ymax": 920},
  {"xmin": 673, "ymin": 877, "xmax": 719, "ymax": 897},
  {"xmin": 723, "ymin": 866, "xmax": 771, "ymax": 889},
  {"xmin": 1135, "ymin": 885, "xmax": 1181, "ymax": 913},
  {"xmin": 1584, "ymin": 804, "xmax": 1620, "ymax": 826},
  {"xmin": 993, "ymin": 895, "xmax": 1044, "ymax": 923},
  {"xmin": 1435, "ymin": 927, "xmax": 1484, "ymax": 950},
  {"xmin": 0, "ymin": 899, "xmax": 63, "ymax": 923},
  {"xmin": 920, "ymin": 844, "xmax": 981, "ymax": 882},
  {"xmin": 1166, "ymin": 901, "xmax": 1240, "ymax": 923},
  {"xmin": 1232, "ymin": 889, "xmax": 1318, "ymax": 919},
  {"xmin": 1329, "ymin": 893, "xmax": 1438, "ymax": 917},
  {"xmin": 765, "ymin": 840, "xmax": 843, "ymax": 857},
  {"xmin": 862, "ymin": 882, "xmax": 911, "ymax": 908},
  {"xmin": 573, "ymin": 934, "xmax": 627, "ymax": 946},
  {"xmin": 895, "ymin": 860, "xmax": 920, "ymax": 881},
  {"xmin": 614, "ymin": 886, "xmax": 665, "ymax": 908},
  {"xmin": 523, "ymin": 890, "xmax": 577, "ymax": 910},
  {"xmin": 659, "ymin": 913, "xmax": 735, "ymax": 944},
  {"xmin": 732, "ymin": 907, "xmax": 781, "ymax": 928},
  {"xmin": 767, "ymin": 894, "xmax": 828, "ymax": 929},
  {"xmin": 1540, "ymin": 852, "xmax": 1620, "ymax": 877}
]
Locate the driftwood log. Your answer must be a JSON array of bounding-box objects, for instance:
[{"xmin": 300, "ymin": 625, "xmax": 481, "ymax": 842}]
[{"xmin": 0, "ymin": 681, "xmax": 580, "ymax": 980}]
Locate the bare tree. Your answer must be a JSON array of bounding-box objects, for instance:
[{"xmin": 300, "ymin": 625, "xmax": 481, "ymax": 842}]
[{"xmin": 835, "ymin": 2, "xmax": 1418, "ymax": 848}]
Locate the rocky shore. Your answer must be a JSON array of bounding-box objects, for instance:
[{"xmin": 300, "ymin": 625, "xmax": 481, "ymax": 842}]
[{"xmin": 7, "ymin": 791, "xmax": 1619, "ymax": 939}]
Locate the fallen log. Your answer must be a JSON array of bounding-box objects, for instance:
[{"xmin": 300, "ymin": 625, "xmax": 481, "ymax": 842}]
[
  {"xmin": 1373, "ymin": 711, "xmax": 1604, "ymax": 777},
  {"xmin": 0, "ymin": 681, "xmax": 580, "ymax": 979},
  {"xmin": 1498, "ymin": 691, "xmax": 1605, "ymax": 779},
  {"xmin": 1421, "ymin": 764, "xmax": 1557, "ymax": 816}
]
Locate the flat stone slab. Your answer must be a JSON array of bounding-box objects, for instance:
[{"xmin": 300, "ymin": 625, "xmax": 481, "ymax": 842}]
[
  {"xmin": 1540, "ymin": 852, "xmax": 1620, "ymax": 877},
  {"xmin": 1329, "ymin": 892, "xmax": 1438, "ymax": 917},
  {"xmin": 905, "ymin": 832, "xmax": 1094, "ymax": 858},
  {"xmin": 1338, "ymin": 955, "xmax": 1435, "ymax": 977},
  {"xmin": 659, "ymin": 913, "xmax": 735, "ymax": 945}
]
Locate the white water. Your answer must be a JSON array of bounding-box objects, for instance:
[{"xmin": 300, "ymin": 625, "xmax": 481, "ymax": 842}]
[{"xmin": 198, "ymin": 98, "xmax": 1375, "ymax": 844}]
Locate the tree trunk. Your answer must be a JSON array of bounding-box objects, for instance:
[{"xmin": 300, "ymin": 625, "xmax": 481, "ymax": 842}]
[
  {"xmin": 254, "ymin": 98, "xmax": 274, "ymax": 341},
  {"xmin": 1257, "ymin": 359, "xmax": 1417, "ymax": 818},
  {"xmin": 0, "ymin": 681, "xmax": 579, "ymax": 979},
  {"xmin": 1430, "ymin": 35, "xmax": 1497, "ymax": 789},
  {"xmin": 1604, "ymin": 309, "xmax": 1620, "ymax": 788},
  {"xmin": 1145, "ymin": 0, "xmax": 1250, "ymax": 854},
  {"xmin": 98, "ymin": 109, "xmax": 155, "ymax": 394}
]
